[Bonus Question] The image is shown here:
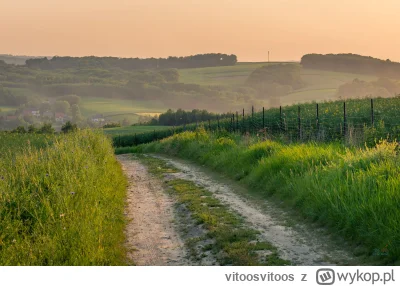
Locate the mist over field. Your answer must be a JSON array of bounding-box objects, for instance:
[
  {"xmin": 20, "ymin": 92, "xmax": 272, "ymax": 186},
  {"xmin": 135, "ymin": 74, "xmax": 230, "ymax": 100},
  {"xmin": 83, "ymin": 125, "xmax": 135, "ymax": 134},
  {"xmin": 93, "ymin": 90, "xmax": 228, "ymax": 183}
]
[
  {"xmin": 2, "ymin": 0, "xmax": 400, "ymax": 270},
  {"xmin": 1, "ymin": 52, "xmax": 400, "ymax": 131}
]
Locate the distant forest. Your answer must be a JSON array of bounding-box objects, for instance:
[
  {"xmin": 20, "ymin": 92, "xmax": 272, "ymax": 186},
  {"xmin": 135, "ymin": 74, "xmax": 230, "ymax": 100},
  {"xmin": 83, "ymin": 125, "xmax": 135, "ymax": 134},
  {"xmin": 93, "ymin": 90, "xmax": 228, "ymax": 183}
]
[
  {"xmin": 301, "ymin": 54, "xmax": 400, "ymax": 78},
  {"xmin": 25, "ymin": 53, "xmax": 237, "ymax": 70}
]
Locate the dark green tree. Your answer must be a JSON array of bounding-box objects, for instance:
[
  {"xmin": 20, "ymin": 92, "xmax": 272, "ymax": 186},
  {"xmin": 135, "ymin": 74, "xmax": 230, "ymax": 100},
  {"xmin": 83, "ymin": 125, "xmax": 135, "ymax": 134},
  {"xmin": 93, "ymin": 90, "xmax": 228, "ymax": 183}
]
[{"xmin": 61, "ymin": 121, "xmax": 78, "ymax": 133}]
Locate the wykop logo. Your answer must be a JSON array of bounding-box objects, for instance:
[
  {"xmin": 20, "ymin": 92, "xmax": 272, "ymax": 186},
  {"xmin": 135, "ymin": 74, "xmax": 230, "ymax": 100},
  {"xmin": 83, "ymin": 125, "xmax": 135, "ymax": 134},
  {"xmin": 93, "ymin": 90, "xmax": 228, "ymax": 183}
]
[{"xmin": 316, "ymin": 268, "xmax": 335, "ymax": 285}]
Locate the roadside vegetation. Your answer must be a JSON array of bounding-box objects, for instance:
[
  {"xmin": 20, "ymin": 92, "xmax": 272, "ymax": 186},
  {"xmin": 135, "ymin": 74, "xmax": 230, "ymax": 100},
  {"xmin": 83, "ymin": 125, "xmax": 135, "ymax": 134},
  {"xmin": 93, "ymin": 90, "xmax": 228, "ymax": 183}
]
[
  {"xmin": 140, "ymin": 155, "xmax": 288, "ymax": 266},
  {"xmin": 0, "ymin": 130, "xmax": 127, "ymax": 265},
  {"xmin": 125, "ymin": 128, "xmax": 400, "ymax": 265}
]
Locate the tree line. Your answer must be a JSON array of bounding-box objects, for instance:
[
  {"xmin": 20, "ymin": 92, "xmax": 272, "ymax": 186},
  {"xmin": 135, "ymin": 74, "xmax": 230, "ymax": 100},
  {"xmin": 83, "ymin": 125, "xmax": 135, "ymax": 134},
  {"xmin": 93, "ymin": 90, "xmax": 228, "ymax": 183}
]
[
  {"xmin": 301, "ymin": 53, "xmax": 400, "ymax": 78},
  {"xmin": 25, "ymin": 53, "xmax": 237, "ymax": 70}
]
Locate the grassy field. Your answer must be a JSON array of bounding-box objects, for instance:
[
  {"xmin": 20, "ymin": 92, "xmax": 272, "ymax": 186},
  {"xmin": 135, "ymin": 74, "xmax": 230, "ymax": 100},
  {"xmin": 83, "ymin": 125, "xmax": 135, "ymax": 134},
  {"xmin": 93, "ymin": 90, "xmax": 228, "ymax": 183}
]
[
  {"xmin": 180, "ymin": 63, "xmax": 378, "ymax": 106},
  {"xmin": 0, "ymin": 130, "xmax": 128, "ymax": 265},
  {"xmin": 124, "ymin": 129, "xmax": 400, "ymax": 264},
  {"xmin": 103, "ymin": 125, "xmax": 170, "ymax": 136},
  {"xmin": 80, "ymin": 97, "xmax": 165, "ymax": 116}
]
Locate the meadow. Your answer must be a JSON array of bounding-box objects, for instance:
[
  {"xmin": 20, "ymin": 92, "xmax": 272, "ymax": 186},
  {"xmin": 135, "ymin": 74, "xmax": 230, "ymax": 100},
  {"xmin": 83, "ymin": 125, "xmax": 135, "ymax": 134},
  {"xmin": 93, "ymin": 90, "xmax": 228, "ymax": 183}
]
[
  {"xmin": 0, "ymin": 130, "xmax": 127, "ymax": 265},
  {"xmin": 126, "ymin": 128, "xmax": 400, "ymax": 264},
  {"xmin": 1, "ymin": 61, "xmax": 379, "ymax": 122},
  {"xmin": 103, "ymin": 125, "xmax": 170, "ymax": 136}
]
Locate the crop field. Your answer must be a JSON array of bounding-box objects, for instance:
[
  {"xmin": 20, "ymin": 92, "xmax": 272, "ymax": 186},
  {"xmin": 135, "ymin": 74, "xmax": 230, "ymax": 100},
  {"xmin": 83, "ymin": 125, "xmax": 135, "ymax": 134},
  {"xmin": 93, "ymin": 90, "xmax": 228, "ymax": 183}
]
[
  {"xmin": 127, "ymin": 129, "xmax": 400, "ymax": 264},
  {"xmin": 0, "ymin": 130, "xmax": 127, "ymax": 265}
]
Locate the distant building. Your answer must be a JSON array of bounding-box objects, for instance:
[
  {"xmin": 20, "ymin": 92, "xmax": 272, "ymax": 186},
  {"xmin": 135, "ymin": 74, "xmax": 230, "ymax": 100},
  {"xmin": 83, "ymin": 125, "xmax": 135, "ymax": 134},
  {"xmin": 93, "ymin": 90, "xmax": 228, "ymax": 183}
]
[
  {"xmin": 23, "ymin": 108, "xmax": 40, "ymax": 117},
  {"xmin": 55, "ymin": 112, "xmax": 67, "ymax": 123},
  {"xmin": 91, "ymin": 114, "xmax": 105, "ymax": 123}
]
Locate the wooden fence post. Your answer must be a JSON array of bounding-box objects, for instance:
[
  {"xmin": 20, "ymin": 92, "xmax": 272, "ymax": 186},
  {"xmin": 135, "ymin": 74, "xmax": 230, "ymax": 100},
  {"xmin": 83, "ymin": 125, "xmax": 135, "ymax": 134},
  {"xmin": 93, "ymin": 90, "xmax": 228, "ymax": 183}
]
[
  {"xmin": 262, "ymin": 107, "xmax": 265, "ymax": 129},
  {"xmin": 343, "ymin": 101, "xmax": 347, "ymax": 139},
  {"xmin": 280, "ymin": 106, "xmax": 283, "ymax": 133},
  {"xmin": 242, "ymin": 108, "xmax": 245, "ymax": 133},
  {"xmin": 298, "ymin": 106, "xmax": 301, "ymax": 140},
  {"xmin": 251, "ymin": 105, "xmax": 254, "ymax": 134},
  {"xmin": 236, "ymin": 111, "xmax": 239, "ymax": 132},
  {"xmin": 316, "ymin": 103, "xmax": 319, "ymax": 136},
  {"xmin": 232, "ymin": 113, "xmax": 235, "ymax": 132},
  {"xmin": 371, "ymin": 98, "xmax": 374, "ymax": 126}
]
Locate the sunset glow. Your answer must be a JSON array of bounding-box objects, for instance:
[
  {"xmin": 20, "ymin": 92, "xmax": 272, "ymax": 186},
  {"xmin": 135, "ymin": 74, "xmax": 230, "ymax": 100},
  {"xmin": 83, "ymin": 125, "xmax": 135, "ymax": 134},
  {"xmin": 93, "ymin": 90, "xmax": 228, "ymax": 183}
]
[{"xmin": 1, "ymin": 0, "xmax": 400, "ymax": 61}]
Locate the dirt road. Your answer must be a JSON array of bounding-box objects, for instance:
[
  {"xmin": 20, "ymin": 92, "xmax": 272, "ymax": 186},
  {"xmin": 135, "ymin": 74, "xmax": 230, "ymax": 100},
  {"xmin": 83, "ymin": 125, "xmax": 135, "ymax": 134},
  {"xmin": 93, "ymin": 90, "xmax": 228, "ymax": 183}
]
[
  {"xmin": 118, "ymin": 154, "xmax": 188, "ymax": 266},
  {"xmin": 153, "ymin": 154, "xmax": 358, "ymax": 266},
  {"xmin": 119, "ymin": 154, "xmax": 357, "ymax": 266}
]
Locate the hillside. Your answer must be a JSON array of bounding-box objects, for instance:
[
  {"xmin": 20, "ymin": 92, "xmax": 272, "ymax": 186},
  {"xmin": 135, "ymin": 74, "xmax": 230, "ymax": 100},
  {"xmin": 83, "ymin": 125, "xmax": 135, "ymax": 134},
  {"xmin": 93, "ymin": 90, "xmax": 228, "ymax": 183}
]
[{"xmin": 2, "ymin": 54, "xmax": 399, "ymax": 131}]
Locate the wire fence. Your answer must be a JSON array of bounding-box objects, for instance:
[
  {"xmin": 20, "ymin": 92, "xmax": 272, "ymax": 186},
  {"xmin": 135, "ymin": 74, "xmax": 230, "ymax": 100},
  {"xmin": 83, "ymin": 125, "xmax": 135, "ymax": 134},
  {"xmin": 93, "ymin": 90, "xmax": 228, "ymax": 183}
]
[{"xmin": 113, "ymin": 97, "xmax": 400, "ymax": 147}]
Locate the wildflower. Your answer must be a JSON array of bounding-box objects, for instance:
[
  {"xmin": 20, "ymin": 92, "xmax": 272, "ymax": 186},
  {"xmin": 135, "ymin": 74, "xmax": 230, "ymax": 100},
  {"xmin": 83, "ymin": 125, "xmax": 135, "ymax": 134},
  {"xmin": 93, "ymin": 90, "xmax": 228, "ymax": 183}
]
[
  {"xmin": 60, "ymin": 213, "xmax": 65, "ymax": 218},
  {"xmin": 12, "ymin": 239, "xmax": 16, "ymax": 243}
]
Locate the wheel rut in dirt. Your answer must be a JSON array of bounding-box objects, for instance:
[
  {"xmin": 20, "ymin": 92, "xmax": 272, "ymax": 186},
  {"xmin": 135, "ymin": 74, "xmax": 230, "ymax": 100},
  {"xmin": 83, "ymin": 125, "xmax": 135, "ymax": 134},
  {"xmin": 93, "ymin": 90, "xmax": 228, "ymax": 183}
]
[
  {"xmin": 152, "ymin": 154, "xmax": 359, "ymax": 266},
  {"xmin": 118, "ymin": 154, "xmax": 188, "ymax": 266}
]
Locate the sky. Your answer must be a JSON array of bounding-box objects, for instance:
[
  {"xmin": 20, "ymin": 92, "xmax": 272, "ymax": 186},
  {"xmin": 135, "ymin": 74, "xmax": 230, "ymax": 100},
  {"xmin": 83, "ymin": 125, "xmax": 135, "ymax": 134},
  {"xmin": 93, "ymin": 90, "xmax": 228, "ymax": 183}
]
[{"xmin": 1, "ymin": 0, "xmax": 400, "ymax": 62}]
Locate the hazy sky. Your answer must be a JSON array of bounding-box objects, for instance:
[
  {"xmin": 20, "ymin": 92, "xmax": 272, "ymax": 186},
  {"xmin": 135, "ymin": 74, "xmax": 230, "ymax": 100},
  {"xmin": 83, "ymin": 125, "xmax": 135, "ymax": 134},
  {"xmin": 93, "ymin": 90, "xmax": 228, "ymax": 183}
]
[{"xmin": 1, "ymin": 0, "xmax": 400, "ymax": 62}]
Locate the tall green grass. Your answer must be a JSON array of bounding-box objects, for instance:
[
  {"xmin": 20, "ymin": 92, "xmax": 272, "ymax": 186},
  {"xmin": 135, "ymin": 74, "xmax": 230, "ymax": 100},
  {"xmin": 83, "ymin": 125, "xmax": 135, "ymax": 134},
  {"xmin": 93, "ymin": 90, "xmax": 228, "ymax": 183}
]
[
  {"xmin": 0, "ymin": 130, "xmax": 127, "ymax": 265},
  {"xmin": 130, "ymin": 128, "xmax": 400, "ymax": 264}
]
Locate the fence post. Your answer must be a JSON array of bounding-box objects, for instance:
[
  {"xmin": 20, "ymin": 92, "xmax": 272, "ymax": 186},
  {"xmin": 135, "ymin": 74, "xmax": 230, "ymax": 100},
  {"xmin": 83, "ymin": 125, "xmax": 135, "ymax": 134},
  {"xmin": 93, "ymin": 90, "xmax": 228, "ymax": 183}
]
[
  {"xmin": 298, "ymin": 106, "xmax": 301, "ymax": 140},
  {"xmin": 343, "ymin": 101, "xmax": 347, "ymax": 140},
  {"xmin": 316, "ymin": 103, "xmax": 319, "ymax": 136},
  {"xmin": 242, "ymin": 108, "xmax": 245, "ymax": 133},
  {"xmin": 262, "ymin": 107, "xmax": 265, "ymax": 129},
  {"xmin": 236, "ymin": 111, "xmax": 239, "ymax": 132},
  {"xmin": 371, "ymin": 98, "xmax": 374, "ymax": 126},
  {"xmin": 217, "ymin": 115, "xmax": 220, "ymax": 131},
  {"xmin": 208, "ymin": 119, "xmax": 211, "ymax": 131},
  {"xmin": 232, "ymin": 114, "xmax": 234, "ymax": 132},
  {"xmin": 279, "ymin": 106, "xmax": 283, "ymax": 133},
  {"xmin": 251, "ymin": 105, "xmax": 254, "ymax": 134}
]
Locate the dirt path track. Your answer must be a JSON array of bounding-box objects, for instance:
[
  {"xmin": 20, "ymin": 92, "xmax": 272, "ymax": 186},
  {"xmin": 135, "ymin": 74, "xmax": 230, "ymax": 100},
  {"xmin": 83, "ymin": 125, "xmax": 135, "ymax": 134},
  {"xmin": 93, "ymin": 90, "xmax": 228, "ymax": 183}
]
[
  {"xmin": 118, "ymin": 154, "xmax": 188, "ymax": 266},
  {"xmin": 153, "ymin": 154, "xmax": 357, "ymax": 266}
]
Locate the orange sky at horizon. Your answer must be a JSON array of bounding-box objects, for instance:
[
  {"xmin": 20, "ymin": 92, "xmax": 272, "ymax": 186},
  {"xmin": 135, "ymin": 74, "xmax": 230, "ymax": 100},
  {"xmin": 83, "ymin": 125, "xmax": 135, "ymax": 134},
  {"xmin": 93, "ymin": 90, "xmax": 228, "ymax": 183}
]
[{"xmin": 1, "ymin": 0, "xmax": 400, "ymax": 62}]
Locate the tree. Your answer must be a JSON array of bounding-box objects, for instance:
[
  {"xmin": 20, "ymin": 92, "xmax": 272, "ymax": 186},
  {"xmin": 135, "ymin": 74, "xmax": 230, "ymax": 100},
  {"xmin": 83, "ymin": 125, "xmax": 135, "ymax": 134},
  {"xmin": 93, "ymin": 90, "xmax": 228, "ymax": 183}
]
[
  {"xmin": 13, "ymin": 126, "xmax": 26, "ymax": 133},
  {"xmin": 28, "ymin": 125, "xmax": 37, "ymax": 133},
  {"xmin": 58, "ymin": 94, "xmax": 81, "ymax": 106},
  {"xmin": 61, "ymin": 121, "xmax": 78, "ymax": 133},
  {"xmin": 40, "ymin": 101, "xmax": 52, "ymax": 114},
  {"xmin": 159, "ymin": 69, "xmax": 179, "ymax": 82},
  {"xmin": 122, "ymin": 118, "xmax": 130, "ymax": 126},
  {"xmin": 39, "ymin": 123, "xmax": 55, "ymax": 134},
  {"xmin": 71, "ymin": 104, "xmax": 82, "ymax": 122},
  {"xmin": 54, "ymin": 100, "xmax": 70, "ymax": 114}
]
